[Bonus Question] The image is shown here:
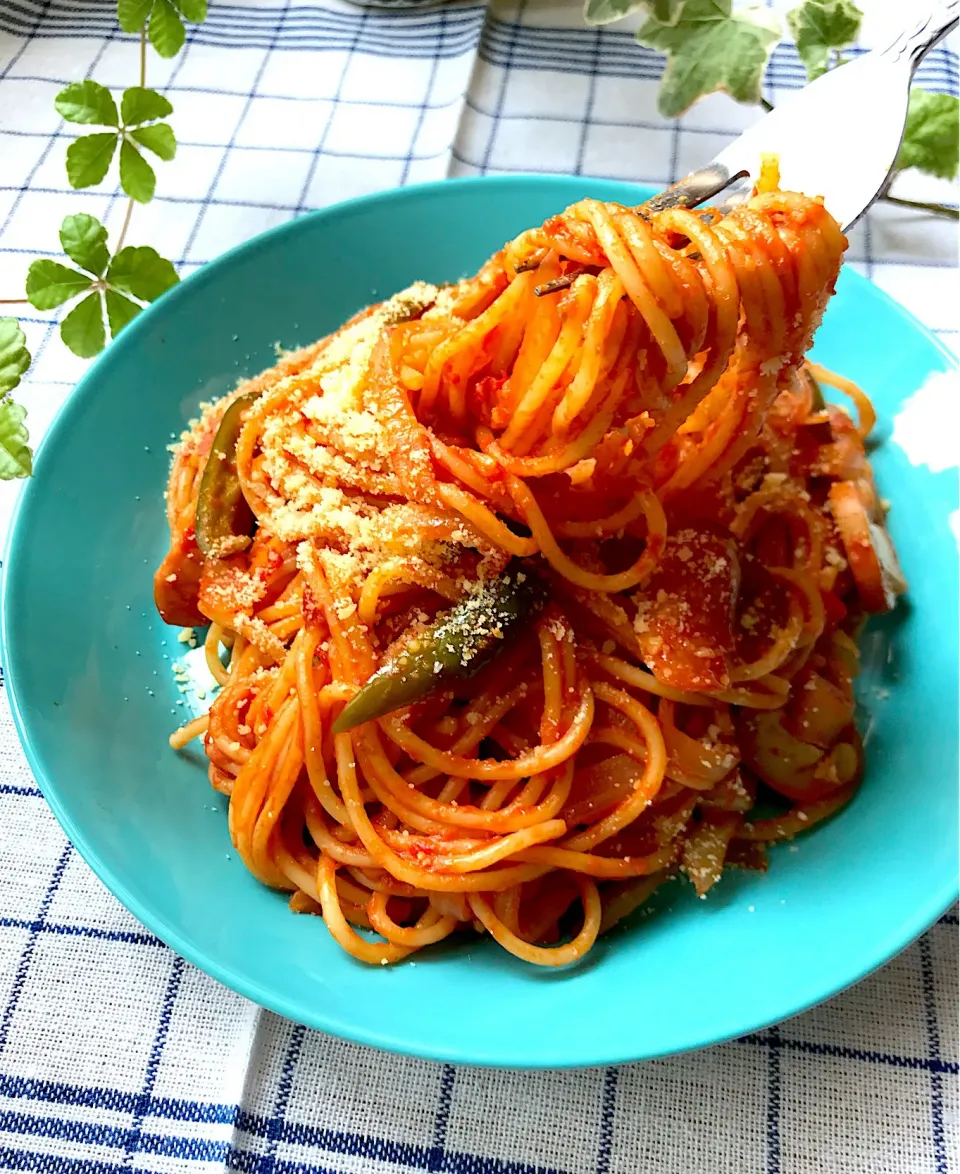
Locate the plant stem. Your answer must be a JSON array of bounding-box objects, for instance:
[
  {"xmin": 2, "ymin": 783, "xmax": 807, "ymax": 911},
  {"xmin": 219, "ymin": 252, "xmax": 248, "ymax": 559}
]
[
  {"xmin": 114, "ymin": 29, "xmax": 147, "ymax": 258},
  {"xmin": 760, "ymin": 96, "xmax": 774, "ymax": 112},
  {"xmin": 0, "ymin": 298, "xmax": 28, "ymax": 305},
  {"xmin": 880, "ymin": 193, "xmax": 959, "ymax": 219},
  {"xmin": 115, "ymin": 197, "xmax": 136, "ymax": 252}
]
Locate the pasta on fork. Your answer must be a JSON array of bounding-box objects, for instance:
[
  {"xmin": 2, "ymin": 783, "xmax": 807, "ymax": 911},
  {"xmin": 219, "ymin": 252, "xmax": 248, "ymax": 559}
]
[{"xmin": 155, "ymin": 173, "xmax": 904, "ymax": 966}]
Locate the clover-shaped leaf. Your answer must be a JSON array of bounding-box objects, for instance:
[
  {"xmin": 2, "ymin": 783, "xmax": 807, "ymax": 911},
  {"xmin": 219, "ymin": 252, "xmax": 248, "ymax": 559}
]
[
  {"xmin": 60, "ymin": 292, "xmax": 107, "ymax": 359},
  {"xmin": 60, "ymin": 213, "xmax": 111, "ymax": 277},
  {"xmin": 25, "ymin": 217, "xmax": 180, "ymax": 358},
  {"xmin": 25, "ymin": 261, "xmax": 94, "ymax": 311},
  {"xmin": 65, "ymin": 132, "xmax": 119, "ymax": 190},
  {"xmin": 55, "ymin": 80, "xmax": 119, "ymax": 126},
  {"xmin": 56, "ymin": 81, "xmax": 176, "ymax": 201},
  {"xmin": 120, "ymin": 139, "xmax": 157, "ymax": 202},
  {"xmin": 105, "ymin": 290, "xmax": 143, "ymax": 335},
  {"xmin": 130, "ymin": 123, "xmax": 176, "ymax": 160},
  {"xmin": 0, "ymin": 397, "xmax": 32, "ymax": 481},
  {"xmin": 117, "ymin": 0, "xmax": 206, "ymax": 58},
  {"xmin": 121, "ymin": 86, "xmax": 174, "ymax": 125},
  {"xmin": 0, "ymin": 318, "xmax": 32, "ymax": 397},
  {"xmin": 106, "ymin": 246, "xmax": 180, "ymax": 301}
]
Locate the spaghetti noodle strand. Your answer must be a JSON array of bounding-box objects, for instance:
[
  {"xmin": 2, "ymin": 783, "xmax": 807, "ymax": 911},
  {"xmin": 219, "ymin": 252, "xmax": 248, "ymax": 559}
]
[{"xmin": 156, "ymin": 181, "xmax": 898, "ymax": 966}]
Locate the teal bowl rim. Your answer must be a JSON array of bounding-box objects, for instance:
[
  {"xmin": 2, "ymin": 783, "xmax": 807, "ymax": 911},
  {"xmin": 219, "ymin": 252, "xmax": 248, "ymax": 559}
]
[{"xmin": 2, "ymin": 174, "xmax": 958, "ymax": 1068}]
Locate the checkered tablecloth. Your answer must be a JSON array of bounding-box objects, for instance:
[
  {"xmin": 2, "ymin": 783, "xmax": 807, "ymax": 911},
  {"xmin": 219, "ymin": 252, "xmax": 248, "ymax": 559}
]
[{"xmin": 0, "ymin": 0, "xmax": 957, "ymax": 1170}]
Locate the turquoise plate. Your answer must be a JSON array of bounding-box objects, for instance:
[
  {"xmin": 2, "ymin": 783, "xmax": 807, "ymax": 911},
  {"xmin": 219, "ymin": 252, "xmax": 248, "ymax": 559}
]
[{"xmin": 2, "ymin": 177, "xmax": 957, "ymax": 1068}]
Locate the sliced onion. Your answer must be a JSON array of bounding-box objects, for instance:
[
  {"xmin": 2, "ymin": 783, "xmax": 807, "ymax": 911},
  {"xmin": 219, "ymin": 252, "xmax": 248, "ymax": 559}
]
[
  {"xmin": 681, "ymin": 811, "xmax": 742, "ymax": 897},
  {"xmin": 828, "ymin": 480, "xmax": 906, "ymax": 613},
  {"xmin": 737, "ymin": 709, "xmax": 840, "ymax": 802},
  {"xmin": 784, "ymin": 669, "xmax": 854, "ymax": 750},
  {"xmin": 562, "ymin": 753, "xmax": 645, "ymax": 827},
  {"xmin": 660, "ymin": 699, "xmax": 739, "ymax": 789}
]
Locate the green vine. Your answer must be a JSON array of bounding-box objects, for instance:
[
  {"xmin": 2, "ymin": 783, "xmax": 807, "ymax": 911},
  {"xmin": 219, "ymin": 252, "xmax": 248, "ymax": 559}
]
[
  {"xmin": 2, "ymin": 0, "xmax": 957, "ymax": 481},
  {"xmin": 0, "ymin": 0, "xmax": 206, "ymax": 480},
  {"xmin": 584, "ymin": 0, "xmax": 959, "ymax": 201}
]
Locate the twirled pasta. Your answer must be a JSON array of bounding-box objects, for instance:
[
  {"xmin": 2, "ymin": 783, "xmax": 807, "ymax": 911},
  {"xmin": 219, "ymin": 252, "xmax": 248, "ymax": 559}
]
[{"xmin": 156, "ymin": 180, "xmax": 904, "ymax": 966}]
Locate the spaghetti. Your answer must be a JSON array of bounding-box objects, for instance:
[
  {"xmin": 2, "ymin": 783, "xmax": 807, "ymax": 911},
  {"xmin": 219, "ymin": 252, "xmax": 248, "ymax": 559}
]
[{"xmin": 155, "ymin": 179, "xmax": 905, "ymax": 967}]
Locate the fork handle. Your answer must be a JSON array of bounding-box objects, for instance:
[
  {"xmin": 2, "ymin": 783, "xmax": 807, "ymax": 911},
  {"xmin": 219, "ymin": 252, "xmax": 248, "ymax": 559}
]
[{"xmin": 880, "ymin": 0, "xmax": 959, "ymax": 70}]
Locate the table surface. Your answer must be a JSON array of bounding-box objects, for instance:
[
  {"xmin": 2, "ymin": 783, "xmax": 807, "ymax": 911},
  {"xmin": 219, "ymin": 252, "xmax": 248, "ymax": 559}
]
[{"xmin": 0, "ymin": 1, "xmax": 957, "ymax": 1171}]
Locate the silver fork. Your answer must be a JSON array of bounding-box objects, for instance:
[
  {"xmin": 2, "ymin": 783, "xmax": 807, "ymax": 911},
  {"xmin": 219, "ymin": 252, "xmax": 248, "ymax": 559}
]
[{"xmin": 647, "ymin": 1, "xmax": 959, "ymax": 231}]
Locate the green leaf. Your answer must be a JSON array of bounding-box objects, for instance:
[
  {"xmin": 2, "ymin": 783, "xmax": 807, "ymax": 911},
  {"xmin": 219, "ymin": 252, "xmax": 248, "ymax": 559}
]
[
  {"xmin": 896, "ymin": 88, "xmax": 959, "ymax": 181},
  {"xmin": 0, "ymin": 319, "xmax": 31, "ymax": 396},
  {"xmin": 637, "ymin": 0, "xmax": 781, "ymax": 118},
  {"xmin": 107, "ymin": 246, "xmax": 179, "ymax": 302},
  {"xmin": 130, "ymin": 123, "xmax": 176, "ymax": 161},
  {"xmin": 54, "ymin": 80, "xmax": 119, "ymax": 127},
  {"xmin": 65, "ymin": 132, "xmax": 118, "ymax": 189},
  {"xmin": 119, "ymin": 0, "xmax": 203, "ymax": 40},
  {"xmin": 583, "ymin": 0, "xmax": 649, "ymax": 25},
  {"xmin": 149, "ymin": 0, "xmax": 186, "ymax": 58},
  {"xmin": 25, "ymin": 260, "xmax": 93, "ymax": 310},
  {"xmin": 60, "ymin": 292, "xmax": 106, "ymax": 358},
  {"xmin": 117, "ymin": 0, "xmax": 153, "ymax": 32},
  {"xmin": 121, "ymin": 86, "xmax": 174, "ymax": 126},
  {"xmin": 174, "ymin": 0, "xmax": 206, "ymax": 21},
  {"xmin": 105, "ymin": 290, "xmax": 143, "ymax": 337},
  {"xmin": 119, "ymin": 139, "xmax": 157, "ymax": 203},
  {"xmin": 59, "ymin": 213, "xmax": 109, "ymax": 276},
  {"xmin": 786, "ymin": 0, "xmax": 862, "ymax": 82},
  {"xmin": 0, "ymin": 398, "xmax": 32, "ymax": 481}
]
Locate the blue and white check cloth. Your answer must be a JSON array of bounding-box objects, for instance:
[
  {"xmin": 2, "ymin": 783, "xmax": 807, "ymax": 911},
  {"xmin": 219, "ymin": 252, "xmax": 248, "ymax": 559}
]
[{"xmin": 0, "ymin": 1, "xmax": 957, "ymax": 1170}]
